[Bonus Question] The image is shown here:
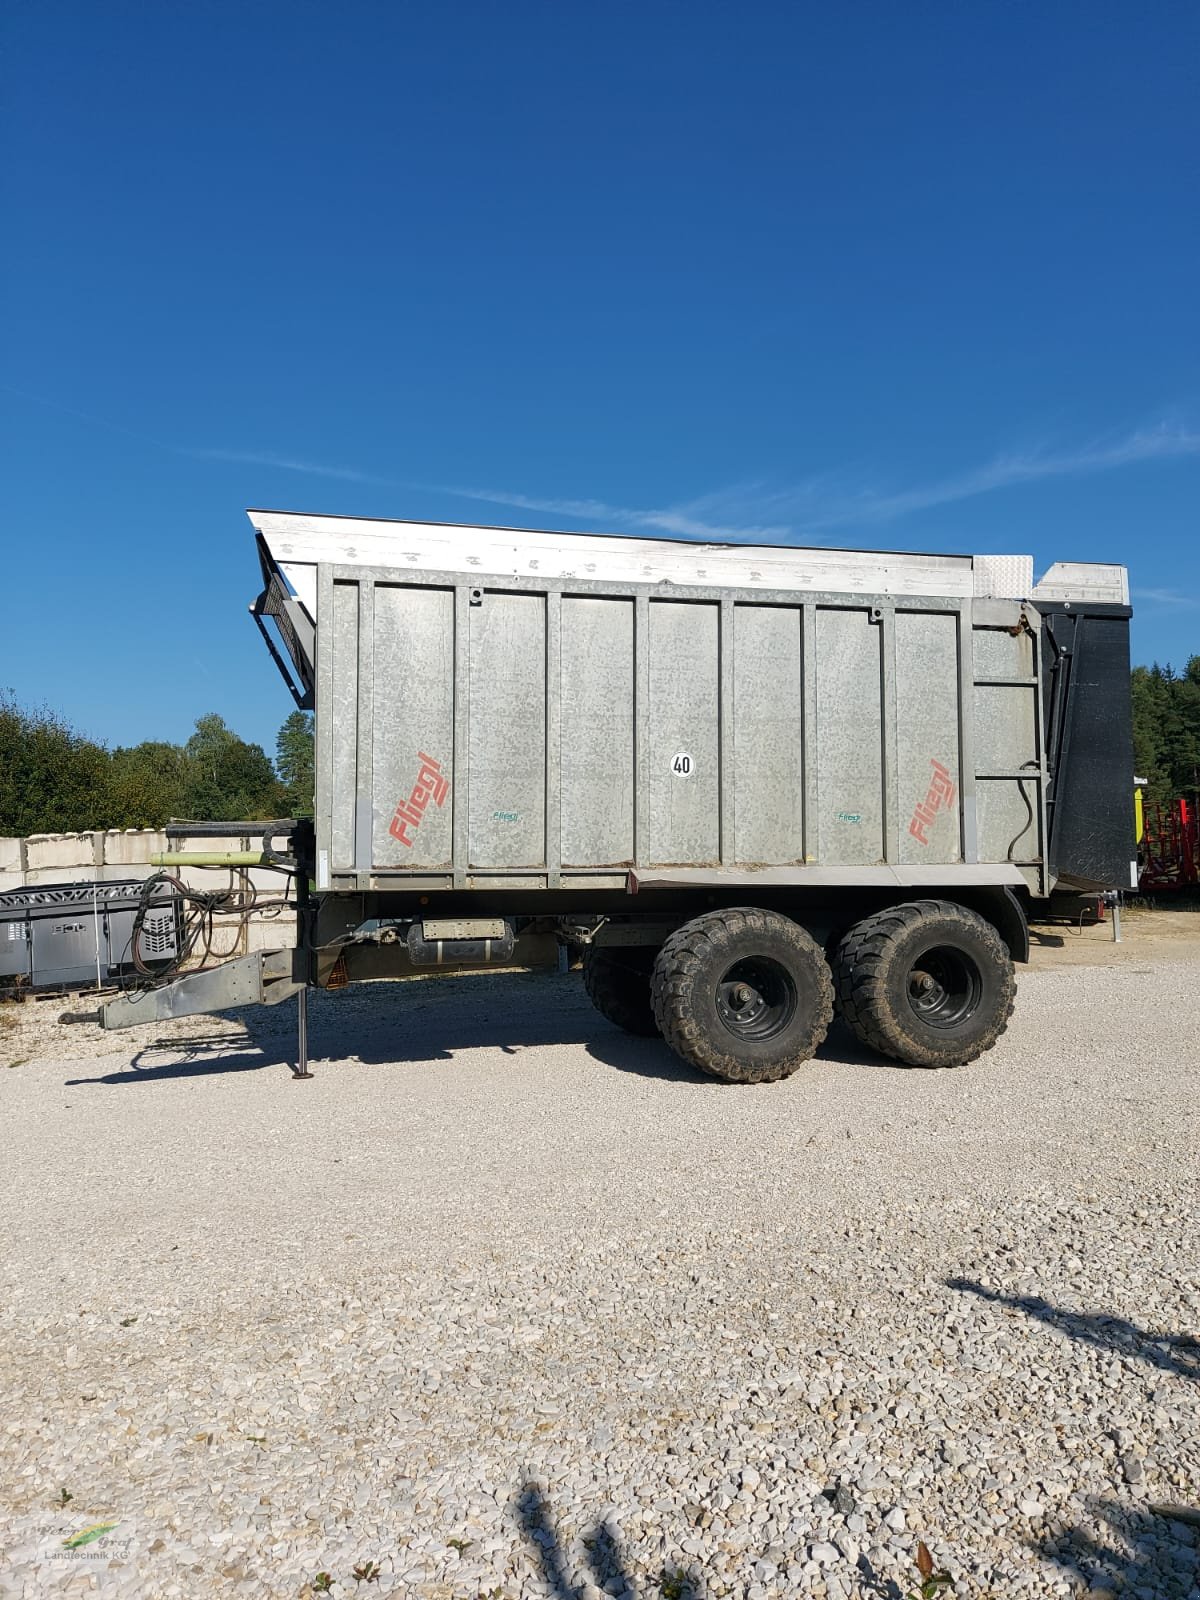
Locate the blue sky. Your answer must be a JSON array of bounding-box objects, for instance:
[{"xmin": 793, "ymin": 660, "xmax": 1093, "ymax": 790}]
[{"xmin": 3, "ymin": 2, "xmax": 1198, "ymax": 756}]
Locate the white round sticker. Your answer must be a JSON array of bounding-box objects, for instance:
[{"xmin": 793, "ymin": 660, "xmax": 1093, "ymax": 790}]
[{"xmin": 671, "ymin": 752, "xmax": 694, "ymax": 777}]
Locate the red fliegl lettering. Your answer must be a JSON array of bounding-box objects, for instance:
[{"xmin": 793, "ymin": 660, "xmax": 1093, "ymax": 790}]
[
  {"xmin": 389, "ymin": 752, "xmax": 450, "ymax": 847},
  {"xmin": 908, "ymin": 758, "xmax": 956, "ymax": 846}
]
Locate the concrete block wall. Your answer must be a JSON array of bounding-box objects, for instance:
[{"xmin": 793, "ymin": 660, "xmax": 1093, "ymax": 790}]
[{"xmin": 0, "ymin": 830, "xmax": 296, "ymax": 956}]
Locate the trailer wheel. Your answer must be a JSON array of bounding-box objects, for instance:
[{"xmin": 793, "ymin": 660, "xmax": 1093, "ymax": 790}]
[
  {"xmin": 831, "ymin": 900, "xmax": 1015, "ymax": 1068},
  {"xmin": 582, "ymin": 946, "xmax": 661, "ymax": 1037},
  {"xmin": 651, "ymin": 908, "xmax": 832, "ymax": 1083}
]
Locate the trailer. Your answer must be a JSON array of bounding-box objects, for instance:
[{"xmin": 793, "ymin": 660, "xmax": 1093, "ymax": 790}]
[{"xmin": 92, "ymin": 510, "xmax": 1135, "ymax": 1082}]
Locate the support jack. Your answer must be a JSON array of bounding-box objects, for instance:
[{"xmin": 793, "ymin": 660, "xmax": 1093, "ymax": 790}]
[{"xmin": 291, "ymin": 986, "xmax": 313, "ymax": 1079}]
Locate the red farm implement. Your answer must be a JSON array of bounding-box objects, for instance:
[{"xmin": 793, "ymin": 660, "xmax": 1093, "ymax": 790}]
[{"xmin": 1139, "ymin": 797, "xmax": 1200, "ymax": 892}]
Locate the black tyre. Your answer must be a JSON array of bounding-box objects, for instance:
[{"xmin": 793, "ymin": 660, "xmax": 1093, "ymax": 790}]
[
  {"xmin": 831, "ymin": 899, "xmax": 1015, "ymax": 1068},
  {"xmin": 582, "ymin": 945, "xmax": 661, "ymax": 1037},
  {"xmin": 650, "ymin": 907, "xmax": 833, "ymax": 1083}
]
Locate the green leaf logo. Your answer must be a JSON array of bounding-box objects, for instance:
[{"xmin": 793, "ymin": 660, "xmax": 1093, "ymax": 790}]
[{"xmin": 62, "ymin": 1521, "xmax": 118, "ymax": 1550}]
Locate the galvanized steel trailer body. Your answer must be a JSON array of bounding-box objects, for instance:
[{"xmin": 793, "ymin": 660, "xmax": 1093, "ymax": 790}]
[
  {"xmin": 96, "ymin": 510, "xmax": 1136, "ymax": 1077},
  {"xmin": 251, "ymin": 509, "xmax": 1132, "ymax": 900}
]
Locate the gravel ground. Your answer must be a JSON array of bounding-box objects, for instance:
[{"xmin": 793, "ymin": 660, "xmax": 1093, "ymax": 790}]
[{"xmin": 0, "ymin": 933, "xmax": 1197, "ymax": 1600}]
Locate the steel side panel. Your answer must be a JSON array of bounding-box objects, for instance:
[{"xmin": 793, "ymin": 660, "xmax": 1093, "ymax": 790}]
[
  {"xmin": 732, "ymin": 605, "xmax": 804, "ymax": 864},
  {"xmin": 896, "ymin": 611, "xmax": 962, "ymax": 864},
  {"xmin": 976, "ymin": 780, "xmax": 1040, "ymax": 864},
  {"xmin": 973, "ymin": 627, "xmax": 1034, "ymax": 680},
  {"xmin": 560, "ymin": 597, "xmax": 635, "ymax": 866},
  {"xmin": 355, "ymin": 582, "xmax": 375, "ymax": 877},
  {"xmin": 452, "ymin": 586, "xmax": 471, "ymax": 888},
  {"xmin": 634, "ymin": 595, "xmax": 650, "ymax": 867},
  {"xmin": 958, "ymin": 602, "xmax": 979, "ymax": 863},
  {"xmin": 544, "ymin": 593, "xmax": 562, "ymax": 885},
  {"xmin": 330, "ymin": 582, "xmax": 359, "ymax": 870},
  {"xmin": 468, "ymin": 592, "xmax": 547, "ymax": 868},
  {"xmin": 881, "ymin": 609, "xmax": 900, "ymax": 863},
  {"xmin": 972, "ymin": 620, "xmax": 1044, "ymax": 878},
  {"xmin": 815, "ymin": 609, "xmax": 884, "ymax": 863},
  {"xmin": 645, "ymin": 601, "xmax": 720, "ymax": 865},
  {"xmin": 974, "ymin": 682, "xmax": 1038, "ymax": 774},
  {"xmin": 719, "ymin": 599, "xmax": 735, "ymax": 865},
  {"xmin": 372, "ymin": 585, "xmax": 455, "ymax": 868},
  {"xmin": 801, "ymin": 603, "xmax": 818, "ymax": 861},
  {"xmin": 309, "ymin": 565, "xmax": 1032, "ymax": 885}
]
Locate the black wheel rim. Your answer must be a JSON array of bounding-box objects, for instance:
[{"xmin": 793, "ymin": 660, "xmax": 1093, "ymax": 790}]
[
  {"xmin": 715, "ymin": 956, "xmax": 798, "ymax": 1042},
  {"xmin": 905, "ymin": 944, "xmax": 983, "ymax": 1030}
]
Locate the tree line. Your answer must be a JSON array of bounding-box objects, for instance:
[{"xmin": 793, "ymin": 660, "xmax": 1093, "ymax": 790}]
[
  {"xmin": 0, "ymin": 697, "xmax": 314, "ymax": 836},
  {"xmin": 2, "ymin": 653, "xmax": 1198, "ymax": 836},
  {"xmin": 1131, "ymin": 657, "xmax": 1200, "ymax": 810}
]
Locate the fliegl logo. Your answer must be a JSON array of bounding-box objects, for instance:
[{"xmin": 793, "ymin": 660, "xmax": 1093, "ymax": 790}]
[
  {"xmin": 389, "ymin": 752, "xmax": 450, "ymax": 848},
  {"xmin": 908, "ymin": 758, "xmax": 957, "ymax": 846}
]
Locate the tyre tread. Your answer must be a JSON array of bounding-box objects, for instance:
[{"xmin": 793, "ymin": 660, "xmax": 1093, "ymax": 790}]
[
  {"xmin": 831, "ymin": 899, "xmax": 1015, "ymax": 1068},
  {"xmin": 651, "ymin": 907, "xmax": 833, "ymax": 1083},
  {"xmin": 582, "ymin": 946, "xmax": 660, "ymax": 1037}
]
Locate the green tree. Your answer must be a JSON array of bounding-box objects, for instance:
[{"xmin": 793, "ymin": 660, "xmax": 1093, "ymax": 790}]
[
  {"xmin": 108, "ymin": 740, "xmax": 189, "ymax": 828},
  {"xmin": 1171, "ymin": 655, "xmax": 1200, "ymax": 799},
  {"xmin": 1131, "ymin": 664, "xmax": 1171, "ymax": 803},
  {"xmin": 0, "ymin": 693, "xmax": 113, "ymax": 835},
  {"xmin": 180, "ymin": 713, "xmax": 283, "ymax": 822},
  {"xmin": 0, "ymin": 698, "xmax": 295, "ymax": 834},
  {"xmin": 1131, "ymin": 657, "xmax": 1200, "ymax": 810},
  {"xmin": 275, "ymin": 711, "xmax": 315, "ymax": 816}
]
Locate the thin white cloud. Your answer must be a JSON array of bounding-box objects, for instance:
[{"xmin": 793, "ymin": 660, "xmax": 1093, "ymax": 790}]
[
  {"xmin": 434, "ymin": 483, "xmax": 791, "ymax": 541},
  {"xmin": 1132, "ymin": 586, "xmax": 1200, "ymax": 608},
  {"xmin": 439, "ymin": 421, "xmax": 1200, "ymax": 543},
  {"xmin": 184, "ymin": 447, "xmax": 396, "ymax": 486},
  {"xmin": 15, "ymin": 374, "xmax": 1193, "ymax": 545},
  {"xmin": 831, "ymin": 424, "xmax": 1200, "ymax": 527},
  {"xmin": 0, "ymin": 383, "xmax": 401, "ymax": 487}
]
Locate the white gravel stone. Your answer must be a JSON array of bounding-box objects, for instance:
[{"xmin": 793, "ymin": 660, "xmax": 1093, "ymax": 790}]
[{"xmin": 1, "ymin": 949, "xmax": 1198, "ymax": 1599}]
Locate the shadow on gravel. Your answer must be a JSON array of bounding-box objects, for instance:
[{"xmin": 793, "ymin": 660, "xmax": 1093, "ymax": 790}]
[
  {"xmin": 63, "ymin": 1007, "xmax": 698, "ymax": 1086},
  {"xmin": 851, "ymin": 1556, "xmax": 904, "ymax": 1600},
  {"xmin": 947, "ymin": 1278, "xmax": 1200, "ymax": 1382},
  {"xmin": 1029, "ymin": 1499, "xmax": 1199, "ymax": 1599},
  {"xmin": 63, "ymin": 973, "xmax": 895, "ymax": 1086},
  {"xmin": 65, "ymin": 1031, "xmax": 284, "ymax": 1084},
  {"xmin": 514, "ymin": 1481, "xmax": 707, "ymax": 1599}
]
